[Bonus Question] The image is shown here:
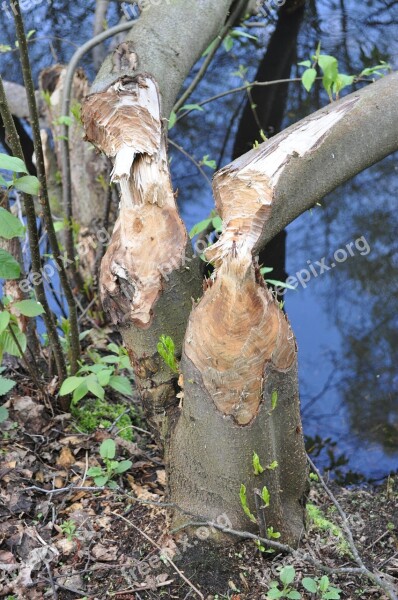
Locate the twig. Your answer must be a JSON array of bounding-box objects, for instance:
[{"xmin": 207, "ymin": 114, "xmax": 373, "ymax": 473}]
[
  {"xmin": 172, "ymin": 0, "xmax": 249, "ymax": 113},
  {"xmin": 111, "ymin": 511, "xmax": 204, "ymax": 599},
  {"xmin": 168, "ymin": 139, "xmax": 212, "ymax": 187},
  {"xmin": 175, "ymin": 78, "xmax": 304, "ymax": 123},
  {"xmin": 307, "ymin": 455, "xmax": 398, "ymax": 600},
  {"xmin": 111, "ymin": 580, "xmax": 174, "ymax": 595},
  {"xmin": 0, "ymin": 75, "xmax": 66, "ymax": 382},
  {"xmin": 13, "ymin": 0, "xmax": 81, "ymax": 377}
]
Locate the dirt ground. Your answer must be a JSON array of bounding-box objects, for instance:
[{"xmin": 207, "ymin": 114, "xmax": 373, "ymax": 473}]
[{"xmin": 0, "ymin": 389, "xmax": 397, "ymax": 600}]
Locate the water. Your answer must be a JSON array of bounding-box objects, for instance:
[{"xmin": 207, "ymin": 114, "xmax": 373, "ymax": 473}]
[{"xmin": 1, "ymin": 0, "xmax": 397, "ymax": 481}]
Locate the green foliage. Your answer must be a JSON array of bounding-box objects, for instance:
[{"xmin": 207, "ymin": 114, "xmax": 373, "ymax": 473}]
[
  {"xmin": 71, "ymin": 396, "xmax": 135, "ymax": 441},
  {"xmin": 59, "ymin": 343, "xmax": 133, "ymax": 405},
  {"xmin": 0, "ymin": 153, "xmax": 40, "ymax": 196},
  {"xmin": 260, "ymin": 267, "xmax": 296, "ymax": 291},
  {"xmin": 252, "ymin": 451, "xmax": 264, "ymax": 475},
  {"xmin": 200, "ymin": 154, "xmax": 217, "ymax": 170},
  {"xmin": 271, "ymin": 389, "xmax": 278, "ymax": 411},
  {"xmin": 0, "ymin": 404, "xmax": 10, "ymax": 422},
  {"xmin": 302, "ymin": 576, "xmax": 341, "ymax": 599},
  {"xmin": 239, "ymin": 483, "xmax": 257, "ymax": 523},
  {"xmin": 267, "ymin": 565, "xmax": 301, "ymax": 599},
  {"xmin": 306, "ymin": 503, "xmax": 350, "ymax": 556},
  {"xmin": 0, "ymin": 249, "xmax": 20, "ymax": 279},
  {"xmin": 87, "ymin": 438, "xmax": 132, "ymax": 487},
  {"xmin": 298, "ymin": 43, "xmax": 390, "ymax": 100},
  {"xmin": 0, "ymin": 208, "xmax": 25, "ymax": 239},
  {"xmin": 261, "ymin": 485, "xmax": 270, "ymax": 507},
  {"xmin": 267, "ymin": 460, "xmax": 279, "ymax": 471},
  {"xmin": 189, "ymin": 210, "xmax": 223, "ymax": 239},
  {"xmin": 157, "ymin": 335, "xmax": 179, "ymax": 373},
  {"xmin": 60, "ymin": 519, "xmax": 77, "ymax": 542}
]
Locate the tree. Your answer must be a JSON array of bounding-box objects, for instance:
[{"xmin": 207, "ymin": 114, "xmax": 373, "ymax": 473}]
[
  {"xmin": 2, "ymin": 0, "xmax": 398, "ymax": 554},
  {"xmin": 78, "ymin": 0, "xmax": 398, "ymax": 547}
]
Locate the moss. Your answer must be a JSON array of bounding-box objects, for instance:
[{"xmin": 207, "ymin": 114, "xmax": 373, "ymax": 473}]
[
  {"xmin": 306, "ymin": 503, "xmax": 351, "ymax": 556},
  {"xmin": 72, "ymin": 398, "xmax": 135, "ymax": 441}
]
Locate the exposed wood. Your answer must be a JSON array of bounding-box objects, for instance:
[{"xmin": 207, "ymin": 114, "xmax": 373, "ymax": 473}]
[{"xmin": 82, "ymin": 73, "xmax": 188, "ymax": 328}]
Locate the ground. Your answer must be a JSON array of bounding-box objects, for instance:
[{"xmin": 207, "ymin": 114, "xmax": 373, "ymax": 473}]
[{"xmin": 0, "ymin": 380, "xmax": 397, "ymax": 600}]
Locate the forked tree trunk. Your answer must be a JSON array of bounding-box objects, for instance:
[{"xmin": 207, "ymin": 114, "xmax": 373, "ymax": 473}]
[{"xmin": 80, "ymin": 0, "xmax": 398, "ymax": 547}]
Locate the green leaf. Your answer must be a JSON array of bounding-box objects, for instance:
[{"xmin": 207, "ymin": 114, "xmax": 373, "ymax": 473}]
[
  {"xmin": 301, "ymin": 67, "xmax": 317, "ymax": 92},
  {"xmin": 0, "ymin": 44, "xmax": 12, "ymax": 53},
  {"xmin": 239, "ymin": 483, "xmax": 257, "ymax": 523},
  {"xmin": 97, "ymin": 368, "xmax": 112, "ymax": 387},
  {"xmin": 113, "ymin": 460, "xmax": 132, "ymax": 474},
  {"xmin": 260, "ymin": 266, "xmax": 273, "ymax": 275},
  {"xmin": 333, "ymin": 73, "xmax": 354, "ymax": 95},
  {"xmin": 0, "ymin": 311, "xmax": 10, "ymax": 335},
  {"xmin": 57, "ymin": 115, "xmax": 73, "ymax": 126},
  {"xmin": 94, "ymin": 475, "xmax": 108, "ymax": 486},
  {"xmin": 267, "ymin": 460, "xmax": 278, "ymax": 471},
  {"xmin": 302, "ymin": 578, "xmax": 318, "ymax": 593},
  {"xmin": 359, "ymin": 62, "xmax": 390, "ymax": 77},
  {"xmin": 202, "ymin": 38, "xmax": 218, "ymax": 56},
  {"xmin": 157, "ymin": 335, "xmax": 178, "ymax": 373},
  {"xmin": 0, "ymin": 323, "xmax": 26, "ymax": 358},
  {"xmin": 179, "ymin": 104, "xmax": 204, "ymax": 112},
  {"xmin": 14, "ymin": 175, "xmax": 40, "ymax": 196},
  {"xmin": 319, "ymin": 576, "xmax": 329, "ymax": 592},
  {"xmin": 0, "ymin": 378, "xmax": 15, "ymax": 397},
  {"xmin": 318, "ymin": 55, "xmax": 338, "ymax": 96},
  {"xmin": 271, "ymin": 390, "xmax": 278, "ymax": 411},
  {"xmin": 261, "ymin": 485, "xmax": 270, "ymax": 507},
  {"xmin": 87, "ymin": 466, "xmax": 104, "ymax": 478},
  {"xmin": 86, "ymin": 378, "xmax": 105, "ymax": 400},
  {"xmin": 0, "ymin": 153, "xmax": 28, "ymax": 174},
  {"xmin": 298, "ymin": 60, "xmax": 311, "ymax": 67},
  {"xmin": 223, "ymin": 35, "xmax": 234, "ymax": 52},
  {"xmin": 0, "ymin": 249, "xmax": 21, "ymax": 279},
  {"xmin": 267, "ymin": 526, "xmax": 281, "ymax": 539},
  {"xmin": 0, "ymin": 208, "xmax": 25, "ymax": 239},
  {"xmin": 72, "ymin": 381, "xmax": 89, "ymax": 404},
  {"xmin": 100, "ymin": 438, "xmax": 116, "ymax": 460},
  {"xmin": 211, "ymin": 215, "xmax": 223, "ymax": 232},
  {"xmin": 280, "ymin": 565, "xmax": 295, "ymax": 586},
  {"xmin": 323, "ymin": 588, "xmax": 341, "ymax": 599},
  {"xmin": 189, "ymin": 217, "xmax": 212, "ymax": 239},
  {"xmin": 59, "ymin": 376, "xmax": 86, "ymax": 396},
  {"xmin": 26, "ymin": 29, "xmax": 36, "ymax": 39},
  {"xmin": 265, "ymin": 279, "xmax": 297, "ymax": 290},
  {"xmin": 13, "ymin": 299, "xmax": 44, "ymax": 317},
  {"xmin": 109, "ymin": 375, "xmax": 133, "ymax": 396},
  {"xmin": 252, "ymin": 451, "xmax": 264, "ymax": 475},
  {"xmin": 201, "ymin": 154, "xmax": 217, "ymax": 169},
  {"xmin": 0, "ymin": 404, "xmax": 9, "ymax": 422},
  {"xmin": 168, "ymin": 111, "xmax": 177, "ymax": 130},
  {"xmin": 230, "ymin": 29, "xmax": 258, "ymax": 41},
  {"xmin": 286, "ymin": 592, "xmax": 301, "ymax": 599},
  {"xmin": 267, "ymin": 588, "xmax": 283, "ymax": 599}
]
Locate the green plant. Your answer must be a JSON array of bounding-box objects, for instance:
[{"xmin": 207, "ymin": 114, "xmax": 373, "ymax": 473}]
[
  {"xmin": 59, "ymin": 343, "xmax": 133, "ymax": 405},
  {"xmin": 298, "ymin": 43, "xmax": 390, "ymax": 100},
  {"xmin": 267, "ymin": 565, "xmax": 301, "ymax": 599},
  {"xmin": 157, "ymin": 335, "xmax": 179, "ymax": 373},
  {"xmin": 260, "ymin": 266, "xmax": 296, "ymax": 291},
  {"xmin": 302, "ymin": 575, "xmax": 341, "ymax": 599},
  {"xmin": 252, "ymin": 451, "xmax": 264, "ymax": 475},
  {"xmin": 87, "ymin": 438, "xmax": 132, "ymax": 488},
  {"xmin": 239, "ymin": 483, "xmax": 256, "ymax": 523},
  {"xmin": 72, "ymin": 396, "xmax": 135, "ymax": 441},
  {"xmin": 60, "ymin": 519, "xmax": 78, "ymax": 542},
  {"xmin": 306, "ymin": 504, "xmax": 350, "ymax": 556}
]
